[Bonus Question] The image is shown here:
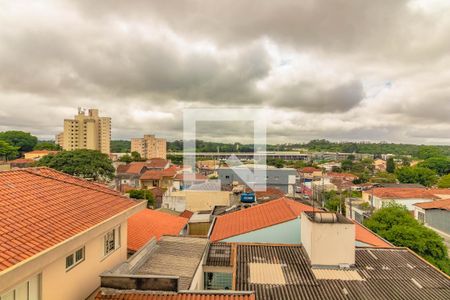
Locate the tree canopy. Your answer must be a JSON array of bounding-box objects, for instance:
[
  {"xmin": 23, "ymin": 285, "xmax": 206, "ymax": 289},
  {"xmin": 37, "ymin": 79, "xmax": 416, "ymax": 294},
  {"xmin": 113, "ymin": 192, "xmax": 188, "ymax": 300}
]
[
  {"xmin": 417, "ymin": 145, "xmax": 445, "ymax": 160},
  {"xmin": 34, "ymin": 141, "xmax": 62, "ymax": 151},
  {"xmin": 0, "ymin": 131, "xmax": 38, "ymax": 152},
  {"xmin": 386, "ymin": 157, "xmax": 395, "ymax": 173},
  {"xmin": 418, "ymin": 156, "xmax": 450, "ymax": 176},
  {"xmin": 127, "ymin": 189, "xmax": 155, "ymax": 208},
  {"xmin": 364, "ymin": 204, "xmax": 449, "ymax": 275},
  {"xmin": 437, "ymin": 174, "xmax": 450, "ymax": 188},
  {"xmin": 395, "ymin": 166, "xmax": 438, "ymax": 187},
  {"xmin": 0, "ymin": 140, "xmax": 19, "ymax": 161},
  {"xmin": 37, "ymin": 149, "xmax": 115, "ymax": 181},
  {"xmin": 110, "ymin": 140, "xmax": 131, "ymax": 153}
]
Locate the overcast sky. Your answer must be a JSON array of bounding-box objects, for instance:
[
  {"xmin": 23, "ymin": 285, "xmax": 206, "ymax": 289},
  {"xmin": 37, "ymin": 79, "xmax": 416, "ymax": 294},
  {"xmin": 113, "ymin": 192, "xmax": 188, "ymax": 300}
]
[{"xmin": 0, "ymin": 0, "xmax": 449, "ymax": 144}]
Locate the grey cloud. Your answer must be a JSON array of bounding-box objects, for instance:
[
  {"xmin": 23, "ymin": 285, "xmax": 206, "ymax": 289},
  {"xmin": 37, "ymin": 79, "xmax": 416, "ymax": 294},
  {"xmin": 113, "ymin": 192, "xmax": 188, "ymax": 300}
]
[{"xmin": 272, "ymin": 80, "xmax": 364, "ymax": 113}]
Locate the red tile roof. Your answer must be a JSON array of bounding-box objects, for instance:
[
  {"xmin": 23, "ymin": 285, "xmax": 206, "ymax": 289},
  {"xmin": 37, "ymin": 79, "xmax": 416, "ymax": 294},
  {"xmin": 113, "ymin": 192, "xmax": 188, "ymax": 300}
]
[
  {"xmin": 0, "ymin": 167, "xmax": 142, "ymax": 272},
  {"xmin": 210, "ymin": 197, "xmax": 315, "ymax": 241},
  {"xmin": 414, "ymin": 199, "xmax": 450, "ymax": 211},
  {"xmin": 428, "ymin": 189, "xmax": 450, "ymax": 196},
  {"xmin": 140, "ymin": 168, "xmax": 177, "ymax": 180},
  {"xmin": 354, "ymin": 222, "xmax": 392, "ymax": 247},
  {"xmin": 179, "ymin": 210, "xmax": 194, "ymax": 219},
  {"xmin": 368, "ymin": 188, "xmax": 437, "ymax": 199},
  {"xmin": 326, "ymin": 172, "xmax": 357, "ymax": 179},
  {"xmin": 299, "ymin": 167, "xmax": 321, "ymax": 173},
  {"xmin": 25, "ymin": 150, "xmax": 58, "ymax": 155},
  {"xmin": 9, "ymin": 158, "xmax": 34, "ymax": 164},
  {"xmin": 96, "ymin": 291, "xmax": 255, "ymax": 300},
  {"xmin": 254, "ymin": 187, "xmax": 285, "ymax": 199},
  {"xmin": 128, "ymin": 209, "xmax": 188, "ymax": 251},
  {"xmin": 209, "ymin": 197, "xmax": 390, "ymax": 247}
]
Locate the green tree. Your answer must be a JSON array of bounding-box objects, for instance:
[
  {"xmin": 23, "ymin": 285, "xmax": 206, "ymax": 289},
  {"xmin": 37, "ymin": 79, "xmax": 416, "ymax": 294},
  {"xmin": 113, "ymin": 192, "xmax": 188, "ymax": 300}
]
[
  {"xmin": 386, "ymin": 157, "xmax": 395, "ymax": 173},
  {"xmin": 131, "ymin": 151, "xmax": 143, "ymax": 161},
  {"xmin": 34, "ymin": 141, "xmax": 62, "ymax": 151},
  {"xmin": 370, "ymin": 171, "xmax": 397, "ymax": 183},
  {"xmin": 417, "ymin": 145, "xmax": 444, "ymax": 159},
  {"xmin": 418, "ymin": 157, "xmax": 450, "ymax": 176},
  {"xmin": 128, "ymin": 189, "xmax": 155, "ymax": 208},
  {"xmin": 341, "ymin": 159, "xmax": 353, "ymax": 171},
  {"xmin": 0, "ymin": 140, "xmax": 19, "ymax": 161},
  {"xmin": 364, "ymin": 204, "xmax": 450, "ymax": 275},
  {"xmin": 395, "ymin": 166, "xmax": 438, "ymax": 187},
  {"xmin": 37, "ymin": 149, "xmax": 114, "ymax": 181},
  {"xmin": 110, "ymin": 140, "xmax": 131, "ymax": 153},
  {"xmin": 0, "ymin": 131, "xmax": 38, "ymax": 152},
  {"xmin": 267, "ymin": 158, "xmax": 285, "ymax": 168},
  {"xmin": 437, "ymin": 174, "xmax": 450, "ymax": 188}
]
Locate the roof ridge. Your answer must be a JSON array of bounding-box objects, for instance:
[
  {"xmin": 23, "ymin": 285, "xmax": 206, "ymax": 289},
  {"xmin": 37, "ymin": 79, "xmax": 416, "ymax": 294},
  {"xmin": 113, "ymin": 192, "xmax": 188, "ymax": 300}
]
[{"xmin": 21, "ymin": 167, "xmax": 126, "ymax": 198}]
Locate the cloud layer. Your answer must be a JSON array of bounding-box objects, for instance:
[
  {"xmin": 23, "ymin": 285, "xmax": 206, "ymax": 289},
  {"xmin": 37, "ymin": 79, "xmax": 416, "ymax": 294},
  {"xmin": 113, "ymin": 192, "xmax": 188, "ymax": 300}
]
[{"xmin": 0, "ymin": 0, "xmax": 449, "ymax": 144}]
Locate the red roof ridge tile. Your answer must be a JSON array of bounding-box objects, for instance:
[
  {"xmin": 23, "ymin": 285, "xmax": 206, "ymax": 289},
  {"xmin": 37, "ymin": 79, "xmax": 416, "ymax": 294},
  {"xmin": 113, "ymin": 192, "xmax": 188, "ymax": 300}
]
[{"xmin": 19, "ymin": 167, "xmax": 124, "ymax": 198}]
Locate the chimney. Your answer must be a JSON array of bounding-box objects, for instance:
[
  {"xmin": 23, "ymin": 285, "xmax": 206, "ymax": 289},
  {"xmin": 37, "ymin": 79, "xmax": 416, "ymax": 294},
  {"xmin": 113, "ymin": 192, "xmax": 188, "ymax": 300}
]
[{"xmin": 301, "ymin": 211, "xmax": 355, "ymax": 268}]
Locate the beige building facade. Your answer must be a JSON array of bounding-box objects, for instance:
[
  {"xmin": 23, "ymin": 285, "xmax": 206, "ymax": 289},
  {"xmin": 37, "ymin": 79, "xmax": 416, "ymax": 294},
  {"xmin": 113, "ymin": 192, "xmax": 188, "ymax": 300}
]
[
  {"xmin": 0, "ymin": 204, "xmax": 144, "ymax": 300},
  {"xmin": 131, "ymin": 134, "xmax": 166, "ymax": 159},
  {"xmin": 58, "ymin": 108, "xmax": 111, "ymax": 154}
]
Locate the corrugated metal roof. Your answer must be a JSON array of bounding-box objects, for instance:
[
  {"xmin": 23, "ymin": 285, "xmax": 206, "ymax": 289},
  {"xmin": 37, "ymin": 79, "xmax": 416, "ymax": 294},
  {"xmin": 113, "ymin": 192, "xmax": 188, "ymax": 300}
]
[{"xmin": 235, "ymin": 244, "xmax": 450, "ymax": 300}]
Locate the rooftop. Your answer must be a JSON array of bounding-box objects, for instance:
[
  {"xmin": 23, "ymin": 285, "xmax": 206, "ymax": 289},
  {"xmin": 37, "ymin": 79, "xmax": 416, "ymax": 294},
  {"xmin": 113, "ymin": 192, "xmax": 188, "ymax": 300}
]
[
  {"xmin": 209, "ymin": 197, "xmax": 316, "ymax": 242},
  {"xmin": 367, "ymin": 187, "xmax": 438, "ymax": 199},
  {"xmin": 127, "ymin": 209, "xmax": 189, "ymax": 252},
  {"xmin": 134, "ymin": 236, "xmax": 208, "ymax": 290},
  {"xmin": 414, "ymin": 198, "xmax": 450, "ymax": 211},
  {"xmin": 209, "ymin": 197, "xmax": 391, "ymax": 247},
  {"xmin": 229, "ymin": 243, "xmax": 450, "ymax": 300},
  {"xmin": 96, "ymin": 290, "xmax": 255, "ymax": 300},
  {"xmin": 0, "ymin": 167, "xmax": 143, "ymax": 272}
]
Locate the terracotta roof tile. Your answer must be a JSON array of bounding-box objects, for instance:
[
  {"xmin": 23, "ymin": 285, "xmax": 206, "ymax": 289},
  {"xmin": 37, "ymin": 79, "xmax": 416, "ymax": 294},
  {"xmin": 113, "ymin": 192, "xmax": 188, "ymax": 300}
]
[
  {"xmin": 414, "ymin": 198, "xmax": 450, "ymax": 210},
  {"xmin": 128, "ymin": 209, "xmax": 188, "ymax": 251},
  {"xmin": 140, "ymin": 168, "xmax": 177, "ymax": 180},
  {"xmin": 9, "ymin": 158, "xmax": 34, "ymax": 164},
  {"xmin": 0, "ymin": 167, "xmax": 142, "ymax": 272},
  {"xmin": 368, "ymin": 187, "xmax": 437, "ymax": 199},
  {"xmin": 179, "ymin": 210, "xmax": 194, "ymax": 219},
  {"xmin": 299, "ymin": 167, "xmax": 321, "ymax": 173},
  {"xmin": 210, "ymin": 197, "xmax": 315, "ymax": 241},
  {"xmin": 96, "ymin": 291, "xmax": 255, "ymax": 300},
  {"xmin": 354, "ymin": 222, "xmax": 392, "ymax": 247}
]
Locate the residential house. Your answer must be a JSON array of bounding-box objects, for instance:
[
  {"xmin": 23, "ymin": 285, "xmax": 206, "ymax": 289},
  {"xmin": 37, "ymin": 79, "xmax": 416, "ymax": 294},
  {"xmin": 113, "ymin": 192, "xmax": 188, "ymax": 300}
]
[
  {"xmin": 298, "ymin": 167, "xmax": 323, "ymax": 181},
  {"xmin": 0, "ymin": 167, "xmax": 145, "ymax": 300},
  {"xmin": 208, "ymin": 197, "xmax": 391, "ymax": 248},
  {"xmin": 163, "ymin": 183, "xmax": 238, "ymax": 212},
  {"xmin": 218, "ymin": 166, "xmax": 297, "ymax": 194},
  {"xmin": 362, "ymin": 187, "xmax": 438, "ymax": 211},
  {"xmin": 173, "ymin": 173, "xmax": 208, "ymax": 190},
  {"xmin": 127, "ymin": 209, "xmax": 188, "ymax": 254},
  {"xmin": 8, "ymin": 158, "xmax": 34, "ymax": 169},
  {"xmin": 24, "ymin": 150, "xmax": 58, "ymax": 161},
  {"xmin": 373, "ymin": 158, "xmax": 387, "ymax": 172},
  {"xmin": 414, "ymin": 199, "xmax": 450, "ymax": 235},
  {"xmin": 98, "ymin": 212, "xmax": 449, "ymax": 300},
  {"xmin": 115, "ymin": 159, "xmax": 170, "ymax": 192},
  {"xmin": 139, "ymin": 166, "xmax": 179, "ymax": 189}
]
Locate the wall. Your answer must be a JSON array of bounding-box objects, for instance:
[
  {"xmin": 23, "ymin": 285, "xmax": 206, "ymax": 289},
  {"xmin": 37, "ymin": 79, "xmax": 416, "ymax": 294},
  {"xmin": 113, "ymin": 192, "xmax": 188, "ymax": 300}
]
[
  {"xmin": 164, "ymin": 191, "xmax": 232, "ymax": 212},
  {"xmin": 41, "ymin": 222, "xmax": 128, "ymax": 300},
  {"xmin": 222, "ymin": 219, "xmax": 301, "ymax": 244},
  {"xmin": 425, "ymin": 209, "xmax": 450, "ymax": 235},
  {"xmin": 300, "ymin": 213, "xmax": 355, "ymax": 266}
]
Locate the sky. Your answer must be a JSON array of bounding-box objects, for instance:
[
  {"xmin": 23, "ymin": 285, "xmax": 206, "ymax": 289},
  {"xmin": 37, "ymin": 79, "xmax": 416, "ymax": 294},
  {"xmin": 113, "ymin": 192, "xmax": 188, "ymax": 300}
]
[{"xmin": 0, "ymin": 0, "xmax": 449, "ymax": 144}]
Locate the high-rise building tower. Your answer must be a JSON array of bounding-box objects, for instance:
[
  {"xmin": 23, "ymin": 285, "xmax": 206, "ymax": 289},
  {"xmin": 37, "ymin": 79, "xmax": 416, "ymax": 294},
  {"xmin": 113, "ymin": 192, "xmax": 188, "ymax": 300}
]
[
  {"xmin": 131, "ymin": 134, "xmax": 166, "ymax": 159},
  {"xmin": 57, "ymin": 108, "xmax": 111, "ymax": 154}
]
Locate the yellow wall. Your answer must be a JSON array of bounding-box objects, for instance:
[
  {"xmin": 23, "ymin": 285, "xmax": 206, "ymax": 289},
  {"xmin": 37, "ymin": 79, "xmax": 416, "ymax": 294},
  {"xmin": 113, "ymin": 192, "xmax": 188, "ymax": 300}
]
[
  {"xmin": 41, "ymin": 222, "xmax": 128, "ymax": 300},
  {"xmin": 171, "ymin": 191, "xmax": 233, "ymax": 212}
]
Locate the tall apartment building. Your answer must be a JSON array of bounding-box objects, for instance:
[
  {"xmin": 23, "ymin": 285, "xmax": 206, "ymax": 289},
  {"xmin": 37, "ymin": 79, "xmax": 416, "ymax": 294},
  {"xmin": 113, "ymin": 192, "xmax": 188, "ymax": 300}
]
[
  {"xmin": 55, "ymin": 132, "xmax": 64, "ymax": 147},
  {"xmin": 57, "ymin": 108, "xmax": 111, "ymax": 154},
  {"xmin": 131, "ymin": 134, "xmax": 167, "ymax": 159}
]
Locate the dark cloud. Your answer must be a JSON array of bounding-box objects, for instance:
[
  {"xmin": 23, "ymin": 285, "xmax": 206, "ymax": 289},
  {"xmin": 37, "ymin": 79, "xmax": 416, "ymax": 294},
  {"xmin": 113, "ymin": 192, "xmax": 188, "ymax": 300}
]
[
  {"xmin": 272, "ymin": 80, "xmax": 364, "ymax": 113},
  {"xmin": 0, "ymin": 0, "xmax": 449, "ymax": 144}
]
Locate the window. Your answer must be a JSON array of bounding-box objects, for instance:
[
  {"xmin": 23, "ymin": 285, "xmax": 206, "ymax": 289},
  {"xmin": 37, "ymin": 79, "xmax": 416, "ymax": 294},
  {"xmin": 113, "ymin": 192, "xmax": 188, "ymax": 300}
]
[
  {"xmin": 104, "ymin": 226, "xmax": 121, "ymax": 256},
  {"xmin": 225, "ymin": 175, "xmax": 230, "ymax": 179},
  {"xmin": 65, "ymin": 247, "xmax": 85, "ymax": 271},
  {"xmin": 0, "ymin": 275, "xmax": 40, "ymax": 300},
  {"xmin": 204, "ymin": 272, "xmax": 232, "ymax": 290}
]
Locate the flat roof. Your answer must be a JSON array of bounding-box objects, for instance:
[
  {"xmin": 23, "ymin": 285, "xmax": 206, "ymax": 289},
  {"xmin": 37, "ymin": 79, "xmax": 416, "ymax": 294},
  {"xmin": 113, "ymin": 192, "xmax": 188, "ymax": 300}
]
[{"xmin": 134, "ymin": 236, "xmax": 208, "ymax": 290}]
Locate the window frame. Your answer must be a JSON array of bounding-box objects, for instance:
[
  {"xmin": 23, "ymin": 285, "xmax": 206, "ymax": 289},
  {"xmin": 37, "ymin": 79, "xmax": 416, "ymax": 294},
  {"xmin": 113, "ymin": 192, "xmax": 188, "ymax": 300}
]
[
  {"xmin": 65, "ymin": 246, "xmax": 85, "ymax": 271},
  {"xmin": 103, "ymin": 226, "xmax": 121, "ymax": 258}
]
